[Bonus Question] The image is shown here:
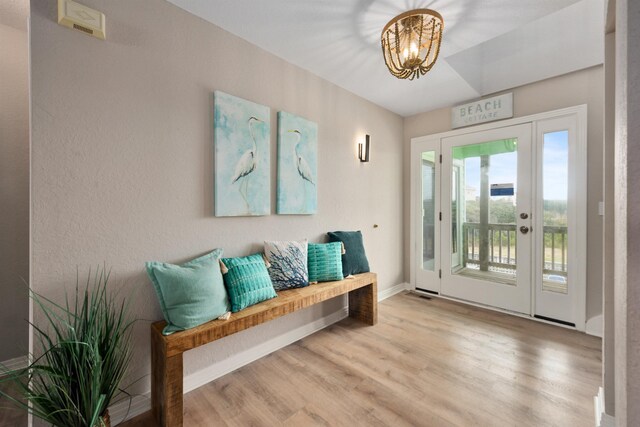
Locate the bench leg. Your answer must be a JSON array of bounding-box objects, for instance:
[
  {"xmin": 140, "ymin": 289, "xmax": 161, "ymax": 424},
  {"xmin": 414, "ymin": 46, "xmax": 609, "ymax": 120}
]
[
  {"xmin": 348, "ymin": 280, "xmax": 378, "ymax": 325},
  {"xmin": 151, "ymin": 328, "xmax": 184, "ymax": 427}
]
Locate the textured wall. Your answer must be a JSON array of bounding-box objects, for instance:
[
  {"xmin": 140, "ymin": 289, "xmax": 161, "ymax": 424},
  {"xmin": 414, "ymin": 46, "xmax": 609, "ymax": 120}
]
[
  {"xmin": 0, "ymin": 18, "xmax": 29, "ymax": 361},
  {"xmin": 614, "ymin": 0, "xmax": 640, "ymax": 423},
  {"xmin": 29, "ymin": 0, "xmax": 403, "ymax": 394},
  {"xmin": 603, "ymin": 31, "xmax": 615, "ymax": 416},
  {"xmin": 403, "ymin": 66, "xmax": 605, "ymax": 322}
]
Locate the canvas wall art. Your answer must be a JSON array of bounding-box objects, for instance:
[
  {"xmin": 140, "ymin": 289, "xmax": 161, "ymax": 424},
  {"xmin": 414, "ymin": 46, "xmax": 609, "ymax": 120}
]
[
  {"xmin": 214, "ymin": 91, "xmax": 270, "ymax": 217},
  {"xmin": 277, "ymin": 111, "xmax": 318, "ymax": 214}
]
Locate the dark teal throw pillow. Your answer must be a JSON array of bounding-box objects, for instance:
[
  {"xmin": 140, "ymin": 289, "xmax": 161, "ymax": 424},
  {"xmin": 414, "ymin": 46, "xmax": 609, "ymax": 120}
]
[
  {"xmin": 308, "ymin": 242, "xmax": 344, "ymax": 283},
  {"xmin": 146, "ymin": 249, "xmax": 230, "ymax": 335},
  {"xmin": 327, "ymin": 231, "xmax": 370, "ymax": 276},
  {"xmin": 221, "ymin": 253, "xmax": 277, "ymax": 312}
]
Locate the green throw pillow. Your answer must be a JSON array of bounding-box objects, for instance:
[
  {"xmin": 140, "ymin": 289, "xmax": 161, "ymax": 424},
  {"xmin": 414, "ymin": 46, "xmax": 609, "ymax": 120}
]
[
  {"xmin": 327, "ymin": 231, "xmax": 370, "ymax": 276},
  {"xmin": 146, "ymin": 249, "xmax": 230, "ymax": 335},
  {"xmin": 308, "ymin": 242, "xmax": 344, "ymax": 283},
  {"xmin": 221, "ymin": 253, "xmax": 277, "ymax": 312}
]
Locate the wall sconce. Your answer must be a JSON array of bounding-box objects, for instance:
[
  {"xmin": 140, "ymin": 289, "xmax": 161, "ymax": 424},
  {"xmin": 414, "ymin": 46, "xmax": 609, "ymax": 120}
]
[{"xmin": 358, "ymin": 134, "xmax": 370, "ymax": 162}]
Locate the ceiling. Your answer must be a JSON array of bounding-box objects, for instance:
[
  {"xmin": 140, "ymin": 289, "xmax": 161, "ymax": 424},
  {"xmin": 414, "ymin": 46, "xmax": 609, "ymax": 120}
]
[{"xmin": 166, "ymin": 0, "xmax": 604, "ymax": 117}]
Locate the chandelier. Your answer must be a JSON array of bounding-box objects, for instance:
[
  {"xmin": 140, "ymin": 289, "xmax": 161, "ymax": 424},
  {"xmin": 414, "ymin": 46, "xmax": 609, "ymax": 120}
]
[{"xmin": 381, "ymin": 9, "xmax": 444, "ymax": 80}]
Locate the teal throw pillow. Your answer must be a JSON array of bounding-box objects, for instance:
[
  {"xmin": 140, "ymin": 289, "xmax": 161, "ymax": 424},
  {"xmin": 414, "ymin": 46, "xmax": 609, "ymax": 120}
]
[
  {"xmin": 146, "ymin": 249, "xmax": 230, "ymax": 335},
  {"xmin": 308, "ymin": 242, "xmax": 344, "ymax": 283},
  {"xmin": 327, "ymin": 231, "xmax": 370, "ymax": 276},
  {"xmin": 221, "ymin": 253, "xmax": 277, "ymax": 312}
]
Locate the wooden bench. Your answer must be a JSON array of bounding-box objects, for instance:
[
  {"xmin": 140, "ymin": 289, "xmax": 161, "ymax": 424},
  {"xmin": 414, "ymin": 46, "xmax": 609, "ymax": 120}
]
[{"xmin": 150, "ymin": 272, "xmax": 378, "ymax": 426}]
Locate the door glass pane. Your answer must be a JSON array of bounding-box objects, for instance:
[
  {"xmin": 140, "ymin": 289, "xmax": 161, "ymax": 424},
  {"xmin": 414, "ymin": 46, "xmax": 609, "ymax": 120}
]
[
  {"xmin": 422, "ymin": 151, "xmax": 436, "ymax": 271},
  {"xmin": 451, "ymin": 139, "xmax": 518, "ymax": 285},
  {"xmin": 542, "ymin": 131, "xmax": 569, "ymax": 293}
]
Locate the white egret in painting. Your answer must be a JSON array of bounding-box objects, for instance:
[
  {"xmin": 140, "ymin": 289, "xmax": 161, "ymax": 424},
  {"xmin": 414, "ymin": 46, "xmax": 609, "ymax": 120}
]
[
  {"xmin": 232, "ymin": 116, "xmax": 263, "ymax": 211},
  {"xmin": 288, "ymin": 129, "xmax": 315, "ymax": 212}
]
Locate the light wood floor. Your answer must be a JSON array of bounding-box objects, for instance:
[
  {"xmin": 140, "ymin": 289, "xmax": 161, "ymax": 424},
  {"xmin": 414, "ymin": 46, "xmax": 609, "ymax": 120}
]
[{"xmin": 125, "ymin": 292, "xmax": 602, "ymax": 426}]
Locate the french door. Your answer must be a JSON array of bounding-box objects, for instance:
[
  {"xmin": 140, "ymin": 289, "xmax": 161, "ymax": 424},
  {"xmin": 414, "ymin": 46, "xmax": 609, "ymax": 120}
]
[
  {"xmin": 441, "ymin": 124, "xmax": 532, "ymax": 314},
  {"xmin": 413, "ymin": 140, "xmax": 441, "ymax": 292},
  {"xmin": 411, "ymin": 107, "xmax": 586, "ymax": 328}
]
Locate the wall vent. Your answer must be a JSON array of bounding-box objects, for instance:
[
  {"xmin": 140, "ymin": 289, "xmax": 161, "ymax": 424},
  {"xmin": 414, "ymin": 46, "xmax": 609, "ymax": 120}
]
[
  {"xmin": 58, "ymin": 0, "xmax": 106, "ymax": 40},
  {"xmin": 73, "ymin": 23, "xmax": 93, "ymax": 35}
]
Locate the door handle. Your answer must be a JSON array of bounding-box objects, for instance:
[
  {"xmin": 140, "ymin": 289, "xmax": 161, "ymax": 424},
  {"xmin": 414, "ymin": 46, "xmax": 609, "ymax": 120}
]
[{"xmin": 520, "ymin": 226, "xmax": 530, "ymax": 234}]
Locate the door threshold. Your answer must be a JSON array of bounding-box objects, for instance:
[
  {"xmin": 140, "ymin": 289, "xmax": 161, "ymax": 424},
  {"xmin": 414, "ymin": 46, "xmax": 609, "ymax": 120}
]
[
  {"xmin": 410, "ymin": 289, "xmax": 581, "ymax": 332},
  {"xmin": 415, "ymin": 287, "xmax": 439, "ymax": 295},
  {"xmin": 534, "ymin": 314, "xmax": 575, "ymax": 327}
]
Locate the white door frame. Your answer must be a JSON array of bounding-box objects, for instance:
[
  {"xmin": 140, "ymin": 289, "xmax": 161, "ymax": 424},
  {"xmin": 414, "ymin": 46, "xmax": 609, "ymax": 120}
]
[{"xmin": 409, "ymin": 105, "xmax": 588, "ymax": 331}]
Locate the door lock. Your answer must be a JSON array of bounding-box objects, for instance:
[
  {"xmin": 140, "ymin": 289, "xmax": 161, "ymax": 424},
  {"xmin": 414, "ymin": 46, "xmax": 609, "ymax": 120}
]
[
  {"xmin": 520, "ymin": 226, "xmax": 530, "ymax": 234},
  {"xmin": 520, "ymin": 213, "xmax": 529, "ymax": 219}
]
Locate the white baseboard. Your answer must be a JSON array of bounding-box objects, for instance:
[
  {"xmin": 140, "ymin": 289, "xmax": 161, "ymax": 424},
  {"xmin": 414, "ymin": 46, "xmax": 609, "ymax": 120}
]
[
  {"xmin": 0, "ymin": 354, "xmax": 28, "ymax": 373},
  {"xmin": 594, "ymin": 386, "xmax": 615, "ymax": 427},
  {"xmin": 586, "ymin": 314, "xmax": 603, "ymax": 337},
  {"xmin": 109, "ymin": 281, "xmax": 409, "ymax": 422},
  {"xmin": 378, "ymin": 282, "xmax": 409, "ymax": 301},
  {"xmin": 594, "ymin": 386, "xmax": 604, "ymax": 425}
]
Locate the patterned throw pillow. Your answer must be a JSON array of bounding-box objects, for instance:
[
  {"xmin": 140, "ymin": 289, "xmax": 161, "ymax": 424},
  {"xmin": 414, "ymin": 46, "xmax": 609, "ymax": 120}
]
[
  {"xmin": 145, "ymin": 249, "xmax": 230, "ymax": 335},
  {"xmin": 327, "ymin": 230, "xmax": 371, "ymax": 276},
  {"xmin": 264, "ymin": 240, "xmax": 309, "ymax": 290},
  {"xmin": 221, "ymin": 253, "xmax": 277, "ymax": 313},
  {"xmin": 308, "ymin": 242, "xmax": 344, "ymax": 283}
]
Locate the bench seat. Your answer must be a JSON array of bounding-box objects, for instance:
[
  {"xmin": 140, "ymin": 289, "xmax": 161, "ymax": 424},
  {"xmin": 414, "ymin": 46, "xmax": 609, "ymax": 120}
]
[{"xmin": 151, "ymin": 272, "xmax": 378, "ymax": 426}]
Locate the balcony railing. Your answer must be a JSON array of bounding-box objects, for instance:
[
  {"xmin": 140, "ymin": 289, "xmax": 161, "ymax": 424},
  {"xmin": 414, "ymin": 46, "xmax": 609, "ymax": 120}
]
[{"xmin": 462, "ymin": 222, "xmax": 568, "ymax": 276}]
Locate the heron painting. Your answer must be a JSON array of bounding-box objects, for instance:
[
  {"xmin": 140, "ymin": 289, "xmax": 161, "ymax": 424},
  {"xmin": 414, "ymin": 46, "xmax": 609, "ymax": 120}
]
[
  {"xmin": 276, "ymin": 111, "xmax": 318, "ymax": 214},
  {"xmin": 214, "ymin": 91, "xmax": 270, "ymax": 216}
]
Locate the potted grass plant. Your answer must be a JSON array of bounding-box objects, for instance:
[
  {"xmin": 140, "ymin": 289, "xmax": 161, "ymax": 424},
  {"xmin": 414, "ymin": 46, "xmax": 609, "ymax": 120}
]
[{"xmin": 0, "ymin": 267, "xmax": 135, "ymax": 427}]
